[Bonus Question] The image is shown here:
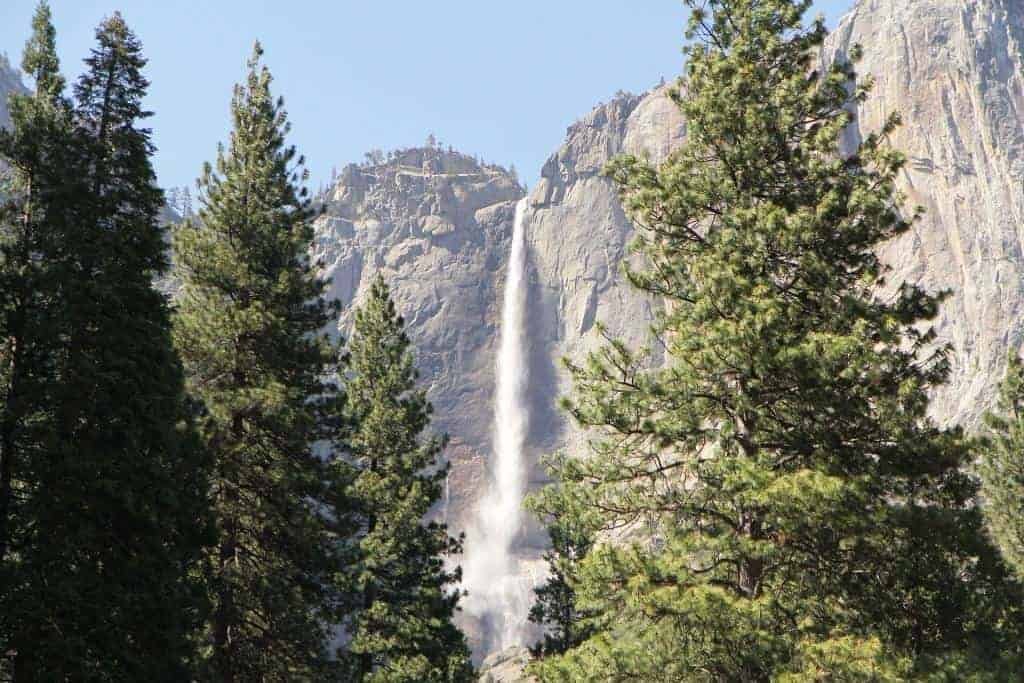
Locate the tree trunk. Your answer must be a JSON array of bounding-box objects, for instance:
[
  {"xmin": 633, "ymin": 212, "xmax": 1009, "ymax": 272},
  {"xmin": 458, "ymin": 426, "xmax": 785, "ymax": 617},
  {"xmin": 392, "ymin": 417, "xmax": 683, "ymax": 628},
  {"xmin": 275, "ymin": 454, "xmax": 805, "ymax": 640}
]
[
  {"xmin": 213, "ymin": 520, "xmax": 237, "ymax": 683},
  {"xmin": 0, "ymin": 313, "xmax": 27, "ymax": 563},
  {"xmin": 738, "ymin": 514, "xmax": 764, "ymax": 598},
  {"xmin": 213, "ymin": 409, "xmax": 245, "ymax": 683},
  {"xmin": 358, "ymin": 508, "xmax": 377, "ymax": 680}
]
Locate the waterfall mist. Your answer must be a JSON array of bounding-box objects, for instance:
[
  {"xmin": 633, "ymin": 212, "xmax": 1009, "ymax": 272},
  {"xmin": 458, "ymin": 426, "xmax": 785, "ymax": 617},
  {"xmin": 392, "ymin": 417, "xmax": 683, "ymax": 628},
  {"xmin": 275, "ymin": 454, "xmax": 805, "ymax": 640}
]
[{"xmin": 462, "ymin": 197, "xmax": 537, "ymax": 655}]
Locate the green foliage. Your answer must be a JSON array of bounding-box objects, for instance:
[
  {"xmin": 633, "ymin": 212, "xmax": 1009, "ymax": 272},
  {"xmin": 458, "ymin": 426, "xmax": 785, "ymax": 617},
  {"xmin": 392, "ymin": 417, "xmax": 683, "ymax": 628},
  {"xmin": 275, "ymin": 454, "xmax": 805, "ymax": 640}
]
[
  {"xmin": 172, "ymin": 43, "xmax": 339, "ymax": 681},
  {"xmin": 1, "ymin": 7, "xmax": 214, "ymax": 679},
  {"xmin": 331, "ymin": 276, "xmax": 474, "ymax": 682},
  {"xmin": 0, "ymin": 0, "xmax": 69, "ymax": 573},
  {"xmin": 527, "ymin": 484, "xmax": 595, "ymax": 657},
  {"xmin": 0, "ymin": 3, "xmax": 72, "ymax": 674},
  {"xmin": 530, "ymin": 0, "xmax": 1024, "ymax": 679},
  {"xmin": 980, "ymin": 354, "xmax": 1024, "ymax": 581},
  {"xmin": 20, "ymin": 0, "xmax": 63, "ymax": 100}
]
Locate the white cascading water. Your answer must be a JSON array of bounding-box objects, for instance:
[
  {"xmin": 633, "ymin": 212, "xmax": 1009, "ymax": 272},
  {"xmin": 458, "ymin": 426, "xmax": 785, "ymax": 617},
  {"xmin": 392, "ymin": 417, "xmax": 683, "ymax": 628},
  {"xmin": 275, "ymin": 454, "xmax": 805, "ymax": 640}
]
[{"xmin": 462, "ymin": 197, "xmax": 534, "ymax": 653}]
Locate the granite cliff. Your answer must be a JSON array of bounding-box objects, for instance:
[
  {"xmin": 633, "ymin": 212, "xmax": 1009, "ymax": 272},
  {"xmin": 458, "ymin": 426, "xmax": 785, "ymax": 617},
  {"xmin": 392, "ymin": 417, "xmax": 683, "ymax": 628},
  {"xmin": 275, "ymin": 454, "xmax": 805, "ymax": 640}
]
[
  {"xmin": 308, "ymin": 1, "xmax": 1024, "ymax": 674},
  {"xmin": 517, "ymin": 0, "xmax": 1024, "ymax": 476},
  {"xmin": 519, "ymin": 88, "xmax": 685, "ymax": 473},
  {"xmin": 311, "ymin": 147, "xmax": 525, "ymax": 536},
  {"xmin": 825, "ymin": 0, "xmax": 1024, "ymax": 425}
]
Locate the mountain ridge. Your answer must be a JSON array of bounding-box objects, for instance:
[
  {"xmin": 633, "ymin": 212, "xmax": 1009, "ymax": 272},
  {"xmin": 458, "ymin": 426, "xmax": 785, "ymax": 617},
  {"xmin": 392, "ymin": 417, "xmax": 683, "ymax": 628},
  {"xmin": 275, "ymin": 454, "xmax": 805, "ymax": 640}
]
[{"xmin": 312, "ymin": 145, "xmax": 524, "ymax": 546}]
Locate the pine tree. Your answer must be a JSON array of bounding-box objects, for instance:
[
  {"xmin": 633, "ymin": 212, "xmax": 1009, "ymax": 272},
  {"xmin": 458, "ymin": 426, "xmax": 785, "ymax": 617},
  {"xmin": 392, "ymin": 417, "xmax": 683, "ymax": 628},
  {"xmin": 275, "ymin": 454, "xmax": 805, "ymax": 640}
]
[
  {"xmin": 980, "ymin": 353, "xmax": 1024, "ymax": 582},
  {"xmin": 332, "ymin": 276, "xmax": 473, "ymax": 682},
  {"xmin": 3, "ymin": 11, "xmax": 214, "ymax": 680},
  {"xmin": 0, "ymin": 5, "xmax": 71, "ymax": 671},
  {"xmin": 527, "ymin": 496, "xmax": 593, "ymax": 658},
  {"xmin": 530, "ymin": 1, "xmax": 1023, "ymax": 679},
  {"xmin": 0, "ymin": 0, "xmax": 66, "ymax": 572},
  {"xmin": 172, "ymin": 42, "xmax": 342, "ymax": 681}
]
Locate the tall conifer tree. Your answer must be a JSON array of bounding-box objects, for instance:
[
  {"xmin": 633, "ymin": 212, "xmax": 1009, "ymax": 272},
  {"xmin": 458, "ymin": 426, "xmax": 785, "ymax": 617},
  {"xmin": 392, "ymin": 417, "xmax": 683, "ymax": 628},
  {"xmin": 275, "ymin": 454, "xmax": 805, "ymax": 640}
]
[
  {"xmin": 332, "ymin": 276, "xmax": 473, "ymax": 682},
  {"xmin": 0, "ymin": 0, "xmax": 67, "ymax": 571},
  {"xmin": 0, "ymin": 5, "xmax": 70, "ymax": 671},
  {"xmin": 172, "ymin": 43, "xmax": 341, "ymax": 680},
  {"xmin": 3, "ymin": 10, "xmax": 214, "ymax": 680},
  {"xmin": 980, "ymin": 354, "xmax": 1024, "ymax": 582},
  {"xmin": 530, "ymin": 1, "xmax": 1023, "ymax": 679}
]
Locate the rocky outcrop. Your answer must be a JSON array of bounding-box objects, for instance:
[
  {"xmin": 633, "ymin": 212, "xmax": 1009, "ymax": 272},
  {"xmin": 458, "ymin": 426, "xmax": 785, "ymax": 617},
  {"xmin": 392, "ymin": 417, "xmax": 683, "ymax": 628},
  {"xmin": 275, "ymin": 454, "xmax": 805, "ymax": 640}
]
[
  {"xmin": 520, "ymin": 88, "xmax": 685, "ymax": 475},
  {"xmin": 478, "ymin": 646, "xmax": 535, "ymax": 683},
  {"xmin": 311, "ymin": 147, "xmax": 524, "ymax": 534},
  {"xmin": 313, "ymin": 101, "xmax": 685, "ymax": 529},
  {"xmin": 824, "ymin": 0, "xmax": 1024, "ymax": 425},
  {"xmin": 520, "ymin": 0, "xmax": 1024, "ymax": 478},
  {"xmin": 0, "ymin": 54, "xmax": 26, "ymax": 130}
]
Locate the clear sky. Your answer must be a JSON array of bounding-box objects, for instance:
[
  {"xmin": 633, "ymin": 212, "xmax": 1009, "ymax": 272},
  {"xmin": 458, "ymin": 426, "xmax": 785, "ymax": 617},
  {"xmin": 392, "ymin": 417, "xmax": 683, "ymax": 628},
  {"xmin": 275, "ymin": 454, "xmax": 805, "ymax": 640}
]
[{"xmin": 2, "ymin": 1, "xmax": 856, "ymax": 190}]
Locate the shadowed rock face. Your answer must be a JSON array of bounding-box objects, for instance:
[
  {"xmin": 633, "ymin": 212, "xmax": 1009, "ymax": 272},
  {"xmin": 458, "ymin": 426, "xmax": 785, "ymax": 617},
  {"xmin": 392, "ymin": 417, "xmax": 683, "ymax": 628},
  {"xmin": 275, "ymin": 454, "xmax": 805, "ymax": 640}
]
[{"xmin": 312, "ymin": 147, "xmax": 525, "ymax": 536}]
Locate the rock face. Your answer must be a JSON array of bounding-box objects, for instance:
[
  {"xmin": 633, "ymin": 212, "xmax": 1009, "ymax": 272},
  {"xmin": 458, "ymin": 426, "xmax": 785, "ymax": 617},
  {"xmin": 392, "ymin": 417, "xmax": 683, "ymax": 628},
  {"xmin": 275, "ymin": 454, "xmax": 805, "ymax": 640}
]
[
  {"xmin": 225, "ymin": 0, "xmax": 1024, "ymax": 662},
  {"xmin": 311, "ymin": 147, "xmax": 524, "ymax": 535},
  {"xmin": 0, "ymin": 54, "xmax": 26, "ymax": 130},
  {"xmin": 518, "ymin": 0, "xmax": 1024, "ymax": 488},
  {"xmin": 477, "ymin": 646, "xmax": 535, "ymax": 683},
  {"xmin": 520, "ymin": 88, "xmax": 685, "ymax": 474},
  {"xmin": 824, "ymin": 0, "xmax": 1024, "ymax": 425},
  {"xmin": 467, "ymin": 0, "xmax": 1024, "ymax": 656}
]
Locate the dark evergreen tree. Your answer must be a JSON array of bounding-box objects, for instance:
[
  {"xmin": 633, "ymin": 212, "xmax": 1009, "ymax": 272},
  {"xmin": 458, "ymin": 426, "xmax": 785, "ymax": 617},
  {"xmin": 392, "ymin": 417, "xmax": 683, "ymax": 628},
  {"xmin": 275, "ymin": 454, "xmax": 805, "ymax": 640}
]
[
  {"xmin": 3, "ymin": 10, "xmax": 214, "ymax": 680},
  {"xmin": 332, "ymin": 276, "xmax": 473, "ymax": 682},
  {"xmin": 530, "ymin": 1, "xmax": 1023, "ymax": 679},
  {"xmin": 527, "ymin": 496, "xmax": 593, "ymax": 658},
  {"xmin": 0, "ymin": 6, "xmax": 70, "ymax": 673},
  {"xmin": 0, "ymin": 0, "xmax": 66, "ymax": 571},
  {"xmin": 981, "ymin": 353, "xmax": 1024, "ymax": 582},
  {"xmin": 172, "ymin": 42, "xmax": 342, "ymax": 681}
]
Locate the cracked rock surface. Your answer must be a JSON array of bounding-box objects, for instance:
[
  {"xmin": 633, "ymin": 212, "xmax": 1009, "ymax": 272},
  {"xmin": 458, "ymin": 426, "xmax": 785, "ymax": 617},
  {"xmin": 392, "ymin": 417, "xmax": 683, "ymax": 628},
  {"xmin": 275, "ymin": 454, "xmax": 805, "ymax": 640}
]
[{"xmin": 312, "ymin": 147, "xmax": 524, "ymax": 536}]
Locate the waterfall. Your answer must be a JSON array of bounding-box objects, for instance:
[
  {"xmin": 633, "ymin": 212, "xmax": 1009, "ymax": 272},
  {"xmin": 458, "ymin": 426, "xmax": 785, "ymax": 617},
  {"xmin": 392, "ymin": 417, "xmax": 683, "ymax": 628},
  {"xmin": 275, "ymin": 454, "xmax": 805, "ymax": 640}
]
[{"xmin": 462, "ymin": 197, "xmax": 534, "ymax": 654}]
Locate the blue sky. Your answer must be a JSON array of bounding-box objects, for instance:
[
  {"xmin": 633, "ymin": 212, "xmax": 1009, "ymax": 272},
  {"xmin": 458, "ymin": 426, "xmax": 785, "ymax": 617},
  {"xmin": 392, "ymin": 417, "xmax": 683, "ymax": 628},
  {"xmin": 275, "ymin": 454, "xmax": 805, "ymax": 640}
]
[{"xmin": 2, "ymin": 1, "xmax": 856, "ymax": 190}]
